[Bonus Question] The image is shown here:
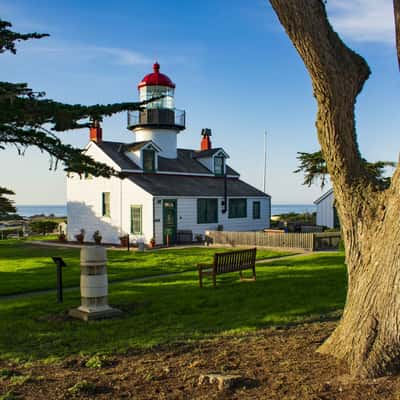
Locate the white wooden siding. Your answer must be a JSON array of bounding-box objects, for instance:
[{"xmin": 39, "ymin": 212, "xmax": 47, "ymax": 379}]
[
  {"xmin": 154, "ymin": 196, "xmax": 270, "ymax": 244},
  {"xmin": 316, "ymin": 191, "xmax": 334, "ymax": 228},
  {"xmin": 67, "ymin": 143, "xmax": 154, "ymax": 244}
]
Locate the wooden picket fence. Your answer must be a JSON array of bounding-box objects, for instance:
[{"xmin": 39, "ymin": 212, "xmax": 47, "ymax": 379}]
[{"xmin": 206, "ymin": 230, "xmax": 341, "ymax": 251}]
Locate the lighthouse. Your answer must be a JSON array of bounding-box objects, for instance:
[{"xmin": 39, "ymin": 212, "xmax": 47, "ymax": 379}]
[{"xmin": 127, "ymin": 62, "xmax": 185, "ymax": 159}]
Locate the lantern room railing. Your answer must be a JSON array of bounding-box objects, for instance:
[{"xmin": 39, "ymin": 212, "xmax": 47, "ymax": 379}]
[{"xmin": 127, "ymin": 108, "xmax": 185, "ymax": 130}]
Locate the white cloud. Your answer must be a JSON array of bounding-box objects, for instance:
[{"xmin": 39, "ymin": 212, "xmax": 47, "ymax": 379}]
[
  {"xmin": 23, "ymin": 43, "xmax": 152, "ymax": 67},
  {"xmin": 92, "ymin": 47, "xmax": 152, "ymax": 66},
  {"xmin": 327, "ymin": 0, "xmax": 395, "ymax": 44}
]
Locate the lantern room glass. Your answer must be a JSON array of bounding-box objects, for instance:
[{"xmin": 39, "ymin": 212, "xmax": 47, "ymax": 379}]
[{"xmin": 139, "ymin": 86, "xmax": 175, "ymax": 109}]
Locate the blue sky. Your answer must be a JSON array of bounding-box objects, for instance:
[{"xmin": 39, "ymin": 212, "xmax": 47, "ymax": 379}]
[{"xmin": 1, "ymin": 0, "xmax": 399, "ymax": 205}]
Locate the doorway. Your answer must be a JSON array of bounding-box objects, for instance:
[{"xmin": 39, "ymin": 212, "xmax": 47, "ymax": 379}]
[{"xmin": 163, "ymin": 199, "xmax": 177, "ymax": 245}]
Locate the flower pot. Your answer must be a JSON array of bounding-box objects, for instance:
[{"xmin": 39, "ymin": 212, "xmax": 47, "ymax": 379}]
[{"xmin": 119, "ymin": 236, "xmax": 129, "ymax": 247}]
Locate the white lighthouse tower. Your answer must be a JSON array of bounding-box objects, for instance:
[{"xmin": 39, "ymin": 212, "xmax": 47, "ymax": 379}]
[{"xmin": 127, "ymin": 62, "xmax": 185, "ymax": 159}]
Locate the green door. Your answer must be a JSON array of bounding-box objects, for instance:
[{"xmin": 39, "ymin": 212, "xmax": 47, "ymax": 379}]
[{"xmin": 163, "ymin": 199, "xmax": 177, "ymax": 245}]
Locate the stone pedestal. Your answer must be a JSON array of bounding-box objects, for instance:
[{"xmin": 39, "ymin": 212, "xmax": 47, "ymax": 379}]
[{"xmin": 69, "ymin": 246, "xmax": 122, "ymax": 321}]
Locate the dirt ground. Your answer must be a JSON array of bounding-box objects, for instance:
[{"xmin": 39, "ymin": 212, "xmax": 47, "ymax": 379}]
[{"xmin": 1, "ymin": 321, "xmax": 400, "ymax": 399}]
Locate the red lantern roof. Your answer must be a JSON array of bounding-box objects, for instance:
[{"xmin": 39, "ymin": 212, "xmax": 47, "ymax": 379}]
[{"xmin": 138, "ymin": 62, "xmax": 176, "ymax": 89}]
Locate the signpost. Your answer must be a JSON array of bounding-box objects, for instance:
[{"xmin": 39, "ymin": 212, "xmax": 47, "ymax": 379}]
[{"xmin": 52, "ymin": 257, "xmax": 66, "ymax": 303}]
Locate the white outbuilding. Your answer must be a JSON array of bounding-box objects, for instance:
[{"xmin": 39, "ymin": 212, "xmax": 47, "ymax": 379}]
[
  {"xmin": 67, "ymin": 63, "xmax": 271, "ymax": 245},
  {"xmin": 314, "ymin": 188, "xmax": 340, "ymax": 229}
]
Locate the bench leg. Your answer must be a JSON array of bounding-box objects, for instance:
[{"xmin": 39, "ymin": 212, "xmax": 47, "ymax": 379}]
[
  {"xmin": 239, "ymin": 269, "xmax": 243, "ymax": 281},
  {"xmin": 253, "ymin": 266, "xmax": 256, "ymax": 281}
]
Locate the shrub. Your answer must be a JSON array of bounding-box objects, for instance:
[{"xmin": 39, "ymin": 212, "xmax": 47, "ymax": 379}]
[{"xmin": 29, "ymin": 220, "xmax": 58, "ymax": 235}]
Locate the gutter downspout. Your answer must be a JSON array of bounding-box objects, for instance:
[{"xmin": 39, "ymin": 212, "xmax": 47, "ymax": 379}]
[
  {"xmin": 120, "ymin": 177, "xmax": 123, "ymax": 236},
  {"xmin": 222, "ymin": 172, "xmax": 228, "ymax": 214}
]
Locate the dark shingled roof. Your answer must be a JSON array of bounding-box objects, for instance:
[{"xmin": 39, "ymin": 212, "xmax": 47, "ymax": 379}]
[
  {"xmin": 94, "ymin": 141, "xmax": 239, "ymax": 175},
  {"xmin": 95, "ymin": 141, "xmax": 141, "ymax": 170},
  {"xmin": 126, "ymin": 174, "xmax": 269, "ymax": 197},
  {"xmin": 124, "ymin": 141, "xmax": 152, "ymax": 151},
  {"xmin": 193, "ymin": 148, "xmax": 224, "ymax": 158}
]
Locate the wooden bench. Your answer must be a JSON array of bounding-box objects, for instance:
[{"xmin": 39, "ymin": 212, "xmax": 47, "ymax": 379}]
[{"xmin": 198, "ymin": 248, "xmax": 257, "ymax": 288}]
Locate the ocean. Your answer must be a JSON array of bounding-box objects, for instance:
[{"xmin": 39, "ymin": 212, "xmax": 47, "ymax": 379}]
[{"xmin": 16, "ymin": 204, "xmax": 316, "ymax": 218}]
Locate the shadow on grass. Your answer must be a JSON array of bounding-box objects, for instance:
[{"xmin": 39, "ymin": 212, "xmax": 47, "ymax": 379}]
[
  {"xmin": 0, "ymin": 254, "xmax": 347, "ymax": 361},
  {"xmin": 0, "ymin": 242, "xmax": 294, "ymax": 296}
]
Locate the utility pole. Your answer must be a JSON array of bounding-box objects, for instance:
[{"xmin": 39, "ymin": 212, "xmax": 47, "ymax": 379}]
[{"xmin": 263, "ymin": 130, "xmax": 267, "ymax": 193}]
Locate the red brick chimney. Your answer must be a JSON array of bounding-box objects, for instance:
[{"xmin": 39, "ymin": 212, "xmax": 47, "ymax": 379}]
[
  {"xmin": 201, "ymin": 128, "xmax": 212, "ymax": 151},
  {"xmin": 90, "ymin": 120, "xmax": 102, "ymax": 143}
]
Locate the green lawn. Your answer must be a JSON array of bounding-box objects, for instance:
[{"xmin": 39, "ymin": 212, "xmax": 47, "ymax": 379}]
[
  {"xmin": 0, "ymin": 240, "xmax": 294, "ymax": 296},
  {"xmin": 0, "ymin": 252, "xmax": 346, "ymax": 362}
]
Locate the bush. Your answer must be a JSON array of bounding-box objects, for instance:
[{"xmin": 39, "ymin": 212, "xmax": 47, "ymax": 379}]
[{"xmin": 29, "ymin": 220, "xmax": 58, "ymax": 235}]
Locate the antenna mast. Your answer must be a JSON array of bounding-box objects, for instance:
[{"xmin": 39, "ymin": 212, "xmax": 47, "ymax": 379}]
[{"xmin": 263, "ymin": 130, "xmax": 267, "ymax": 193}]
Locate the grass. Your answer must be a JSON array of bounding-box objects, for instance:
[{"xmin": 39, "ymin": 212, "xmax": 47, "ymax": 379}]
[
  {"xmin": 0, "ymin": 252, "xmax": 346, "ymax": 362},
  {"xmin": 0, "ymin": 239, "xmax": 294, "ymax": 296}
]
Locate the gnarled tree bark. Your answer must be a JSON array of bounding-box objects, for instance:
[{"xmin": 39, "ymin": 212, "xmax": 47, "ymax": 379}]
[{"xmin": 269, "ymin": 0, "xmax": 400, "ymax": 378}]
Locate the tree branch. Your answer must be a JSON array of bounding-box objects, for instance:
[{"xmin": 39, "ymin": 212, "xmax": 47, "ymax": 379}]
[{"xmin": 269, "ymin": 0, "xmax": 371, "ymax": 194}]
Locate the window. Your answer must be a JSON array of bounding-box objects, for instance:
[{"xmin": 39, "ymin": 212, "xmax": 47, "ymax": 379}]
[
  {"xmin": 197, "ymin": 199, "xmax": 218, "ymax": 224},
  {"xmin": 229, "ymin": 199, "xmax": 247, "ymax": 218},
  {"xmin": 143, "ymin": 149, "xmax": 155, "ymax": 172},
  {"xmin": 253, "ymin": 201, "xmax": 261, "ymax": 219},
  {"xmin": 214, "ymin": 156, "xmax": 225, "ymax": 176},
  {"xmin": 102, "ymin": 192, "xmax": 110, "ymax": 217},
  {"xmin": 130, "ymin": 205, "xmax": 142, "ymax": 234}
]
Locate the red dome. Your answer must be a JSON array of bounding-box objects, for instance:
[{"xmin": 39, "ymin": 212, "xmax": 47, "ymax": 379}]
[{"xmin": 138, "ymin": 62, "xmax": 176, "ymax": 89}]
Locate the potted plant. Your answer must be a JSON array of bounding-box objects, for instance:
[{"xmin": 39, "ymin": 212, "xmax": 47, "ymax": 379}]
[
  {"xmin": 149, "ymin": 237, "xmax": 156, "ymax": 248},
  {"xmin": 119, "ymin": 235, "xmax": 129, "ymax": 247},
  {"xmin": 58, "ymin": 231, "xmax": 66, "ymax": 241},
  {"xmin": 93, "ymin": 230, "xmax": 102, "ymax": 245},
  {"xmin": 74, "ymin": 228, "xmax": 85, "ymax": 244}
]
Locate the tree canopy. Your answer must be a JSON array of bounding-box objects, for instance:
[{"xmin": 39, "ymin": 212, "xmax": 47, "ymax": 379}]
[
  {"xmin": 294, "ymin": 151, "xmax": 396, "ymax": 190},
  {"xmin": 0, "ymin": 186, "xmax": 16, "ymax": 218},
  {"xmin": 0, "ymin": 19, "xmax": 153, "ymax": 179}
]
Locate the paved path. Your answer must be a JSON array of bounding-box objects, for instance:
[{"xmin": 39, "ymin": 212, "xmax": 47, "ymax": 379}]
[{"xmin": 0, "ymin": 252, "xmax": 324, "ymax": 302}]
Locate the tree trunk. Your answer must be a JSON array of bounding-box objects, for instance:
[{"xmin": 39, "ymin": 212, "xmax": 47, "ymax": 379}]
[
  {"xmin": 269, "ymin": 0, "xmax": 400, "ymax": 378},
  {"xmin": 395, "ymin": 0, "xmax": 400, "ymax": 68}
]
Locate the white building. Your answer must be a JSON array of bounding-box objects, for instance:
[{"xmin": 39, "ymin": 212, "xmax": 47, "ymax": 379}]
[
  {"xmin": 314, "ymin": 188, "xmax": 339, "ymax": 229},
  {"xmin": 67, "ymin": 63, "xmax": 271, "ymax": 245}
]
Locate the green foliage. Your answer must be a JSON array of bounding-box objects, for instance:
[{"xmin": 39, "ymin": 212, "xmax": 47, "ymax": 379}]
[
  {"xmin": 67, "ymin": 380, "xmax": 97, "ymax": 395},
  {"xmin": 0, "ymin": 19, "xmax": 159, "ymax": 179},
  {"xmin": 0, "ymin": 391, "xmax": 17, "ymax": 400},
  {"xmin": 275, "ymin": 212, "xmax": 316, "ymax": 223},
  {"xmin": 295, "ymin": 150, "xmax": 396, "ymax": 190},
  {"xmin": 0, "ymin": 186, "xmax": 16, "ymax": 217},
  {"xmin": 9, "ymin": 374, "xmax": 31, "ymax": 385},
  {"xmin": 294, "ymin": 151, "xmax": 328, "ymax": 188},
  {"xmin": 85, "ymin": 355, "xmax": 106, "ymax": 369},
  {"xmin": 0, "ymin": 369, "xmax": 15, "ymax": 380},
  {"xmin": 29, "ymin": 220, "xmax": 58, "ymax": 234},
  {"xmin": 0, "ymin": 19, "xmax": 48, "ymax": 54}
]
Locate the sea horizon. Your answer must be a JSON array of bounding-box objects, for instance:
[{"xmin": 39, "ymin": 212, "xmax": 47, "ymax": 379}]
[{"xmin": 16, "ymin": 203, "xmax": 317, "ymax": 218}]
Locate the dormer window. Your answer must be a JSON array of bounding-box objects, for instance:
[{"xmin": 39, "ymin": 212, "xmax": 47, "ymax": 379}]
[
  {"xmin": 214, "ymin": 155, "xmax": 225, "ymax": 176},
  {"xmin": 143, "ymin": 149, "xmax": 156, "ymax": 172}
]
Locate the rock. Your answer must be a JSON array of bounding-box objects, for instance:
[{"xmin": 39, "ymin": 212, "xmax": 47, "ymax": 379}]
[{"xmin": 198, "ymin": 373, "xmax": 249, "ymax": 391}]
